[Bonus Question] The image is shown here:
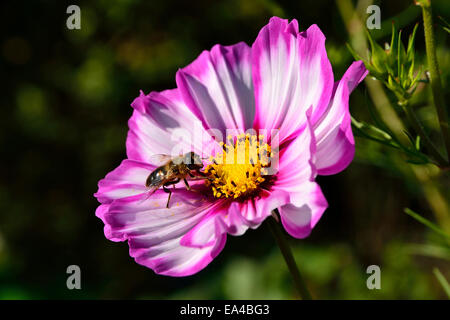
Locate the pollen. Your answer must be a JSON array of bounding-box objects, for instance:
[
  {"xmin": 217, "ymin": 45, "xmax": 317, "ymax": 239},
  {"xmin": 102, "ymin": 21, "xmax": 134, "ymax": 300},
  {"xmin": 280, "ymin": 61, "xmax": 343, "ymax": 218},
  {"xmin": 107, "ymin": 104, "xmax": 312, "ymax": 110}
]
[{"xmin": 204, "ymin": 133, "xmax": 272, "ymax": 199}]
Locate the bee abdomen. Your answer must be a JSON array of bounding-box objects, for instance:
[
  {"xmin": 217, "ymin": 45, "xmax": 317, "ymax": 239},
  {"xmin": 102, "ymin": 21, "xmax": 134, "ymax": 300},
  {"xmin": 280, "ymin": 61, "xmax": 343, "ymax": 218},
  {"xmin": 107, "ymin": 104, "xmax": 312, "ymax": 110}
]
[{"xmin": 146, "ymin": 167, "xmax": 166, "ymax": 187}]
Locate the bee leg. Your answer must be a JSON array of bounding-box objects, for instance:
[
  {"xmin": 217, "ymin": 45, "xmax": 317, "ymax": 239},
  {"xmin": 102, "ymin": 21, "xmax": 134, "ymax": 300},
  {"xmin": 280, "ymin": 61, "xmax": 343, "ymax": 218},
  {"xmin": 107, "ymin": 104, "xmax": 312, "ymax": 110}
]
[
  {"xmin": 183, "ymin": 178, "xmax": 191, "ymax": 191},
  {"xmin": 187, "ymin": 176, "xmax": 209, "ymax": 181},
  {"xmin": 195, "ymin": 169, "xmax": 206, "ymax": 177},
  {"xmin": 162, "ymin": 185, "xmax": 172, "ymax": 208},
  {"xmin": 163, "ymin": 179, "xmax": 180, "ymax": 208},
  {"xmin": 166, "ymin": 191, "xmax": 172, "ymax": 209}
]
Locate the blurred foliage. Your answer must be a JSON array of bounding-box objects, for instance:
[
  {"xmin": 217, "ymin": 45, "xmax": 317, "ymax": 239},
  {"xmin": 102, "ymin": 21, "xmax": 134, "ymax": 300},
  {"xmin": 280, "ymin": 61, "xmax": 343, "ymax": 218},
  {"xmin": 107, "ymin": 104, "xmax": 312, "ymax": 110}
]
[{"xmin": 0, "ymin": 0, "xmax": 449, "ymax": 299}]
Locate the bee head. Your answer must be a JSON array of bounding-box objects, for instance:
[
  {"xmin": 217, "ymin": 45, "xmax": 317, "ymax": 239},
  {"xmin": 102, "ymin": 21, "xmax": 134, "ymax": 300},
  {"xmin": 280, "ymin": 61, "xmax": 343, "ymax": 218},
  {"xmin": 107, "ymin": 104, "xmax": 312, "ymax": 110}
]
[{"xmin": 184, "ymin": 152, "xmax": 203, "ymax": 170}]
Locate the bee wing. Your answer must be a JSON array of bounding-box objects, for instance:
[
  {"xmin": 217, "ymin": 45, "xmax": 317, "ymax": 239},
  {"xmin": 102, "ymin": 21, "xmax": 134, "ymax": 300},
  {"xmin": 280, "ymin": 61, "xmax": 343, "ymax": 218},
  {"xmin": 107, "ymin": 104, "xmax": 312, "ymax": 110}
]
[{"xmin": 148, "ymin": 154, "xmax": 173, "ymax": 166}]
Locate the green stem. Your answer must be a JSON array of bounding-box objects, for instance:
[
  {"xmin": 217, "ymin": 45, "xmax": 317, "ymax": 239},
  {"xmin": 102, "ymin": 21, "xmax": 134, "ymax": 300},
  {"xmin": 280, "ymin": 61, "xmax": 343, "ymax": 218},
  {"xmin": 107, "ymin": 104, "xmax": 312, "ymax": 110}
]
[
  {"xmin": 419, "ymin": 0, "xmax": 450, "ymax": 164},
  {"xmin": 268, "ymin": 211, "xmax": 312, "ymax": 300}
]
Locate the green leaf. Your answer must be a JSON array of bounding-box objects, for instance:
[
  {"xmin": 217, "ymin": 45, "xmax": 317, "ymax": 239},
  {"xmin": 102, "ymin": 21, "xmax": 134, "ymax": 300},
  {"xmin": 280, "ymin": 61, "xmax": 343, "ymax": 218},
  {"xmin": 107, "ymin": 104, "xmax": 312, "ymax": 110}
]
[
  {"xmin": 405, "ymin": 243, "xmax": 450, "ymax": 260},
  {"xmin": 410, "ymin": 65, "xmax": 423, "ymax": 89},
  {"xmin": 364, "ymin": 95, "xmax": 396, "ymax": 136},
  {"xmin": 433, "ymin": 268, "xmax": 450, "ymax": 299},
  {"xmin": 415, "ymin": 135, "xmax": 421, "ymax": 150},
  {"xmin": 345, "ymin": 43, "xmax": 364, "ymax": 61},
  {"xmin": 407, "ymin": 23, "xmax": 419, "ymax": 63},
  {"xmin": 404, "ymin": 129, "xmax": 417, "ymax": 147},
  {"xmin": 405, "ymin": 157, "xmax": 430, "ymax": 165},
  {"xmin": 404, "ymin": 208, "xmax": 450, "ymax": 239},
  {"xmin": 408, "ymin": 57, "xmax": 415, "ymax": 80},
  {"xmin": 400, "ymin": 63, "xmax": 406, "ymax": 87},
  {"xmin": 366, "ymin": 29, "xmax": 388, "ymax": 74},
  {"xmin": 438, "ymin": 16, "xmax": 450, "ymax": 34},
  {"xmin": 397, "ymin": 30, "xmax": 407, "ymax": 78},
  {"xmin": 351, "ymin": 117, "xmax": 393, "ymax": 141},
  {"xmin": 389, "ymin": 23, "xmax": 398, "ymax": 58}
]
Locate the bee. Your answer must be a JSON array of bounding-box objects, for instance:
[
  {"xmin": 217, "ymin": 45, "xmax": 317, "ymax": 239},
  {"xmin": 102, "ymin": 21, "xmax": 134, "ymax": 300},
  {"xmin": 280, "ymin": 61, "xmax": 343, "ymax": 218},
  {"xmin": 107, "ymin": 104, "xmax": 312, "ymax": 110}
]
[{"xmin": 143, "ymin": 152, "xmax": 205, "ymax": 208}]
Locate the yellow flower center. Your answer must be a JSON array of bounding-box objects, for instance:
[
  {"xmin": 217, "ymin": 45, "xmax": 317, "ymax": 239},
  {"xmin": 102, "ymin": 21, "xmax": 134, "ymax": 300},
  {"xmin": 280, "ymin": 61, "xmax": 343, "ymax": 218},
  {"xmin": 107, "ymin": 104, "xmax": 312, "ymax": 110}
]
[{"xmin": 204, "ymin": 133, "xmax": 272, "ymax": 199}]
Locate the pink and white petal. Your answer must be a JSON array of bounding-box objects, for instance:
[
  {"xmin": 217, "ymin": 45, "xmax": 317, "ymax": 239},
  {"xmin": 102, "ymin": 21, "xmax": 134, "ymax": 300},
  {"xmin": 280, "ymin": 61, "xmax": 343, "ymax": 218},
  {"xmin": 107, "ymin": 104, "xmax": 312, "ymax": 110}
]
[
  {"xmin": 95, "ymin": 203, "xmax": 123, "ymax": 242},
  {"xmin": 270, "ymin": 118, "xmax": 328, "ymax": 238},
  {"xmin": 189, "ymin": 188, "xmax": 291, "ymax": 242},
  {"xmin": 104, "ymin": 189, "xmax": 225, "ymax": 276},
  {"xmin": 314, "ymin": 124, "xmax": 354, "ymax": 176},
  {"xmin": 252, "ymin": 17, "xmax": 334, "ymax": 142},
  {"xmin": 252, "ymin": 17, "xmax": 300, "ymax": 135},
  {"xmin": 253, "ymin": 189, "xmax": 291, "ymax": 221},
  {"xmin": 134, "ymin": 234, "xmax": 227, "ymax": 277},
  {"xmin": 220, "ymin": 202, "xmax": 257, "ymax": 236},
  {"xmin": 105, "ymin": 186, "xmax": 212, "ymax": 242},
  {"xmin": 278, "ymin": 181, "xmax": 328, "ymax": 239},
  {"xmin": 94, "ymin": 159, "xmax": 154, "ymax": 204},
  {"xmin": 180, "ymin": 203, "xmax": 230, "ymax": 248},
  {"xmin": 176, "ymin": 42, "xmax": 254, "ymax": 134},
  {"xmin": 126, "ymin": 89, "xmax": 215, "ymax": 164},
  {"xmin": 180, "ymin": 194, "xmax": 280, "ymax": 248},
  {"xmin": 275, "ymin": 120, "xmax": 316, "ymax": 190},
  {"xmin": 313, "ymin": 61, "xmax": 367, "ymax": 175},
  {"xmin": 218, "ymin": 197, "xmax": 280, "ymax": 237}
]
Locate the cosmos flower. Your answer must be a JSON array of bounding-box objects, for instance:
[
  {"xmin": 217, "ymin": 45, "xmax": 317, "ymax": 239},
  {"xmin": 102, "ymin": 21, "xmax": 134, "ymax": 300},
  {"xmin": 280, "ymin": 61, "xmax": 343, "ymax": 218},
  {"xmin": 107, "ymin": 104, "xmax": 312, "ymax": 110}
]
[{"xmin": 94, "ymin": 17, "xmax": 367, "ymax": 276}]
